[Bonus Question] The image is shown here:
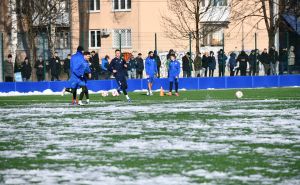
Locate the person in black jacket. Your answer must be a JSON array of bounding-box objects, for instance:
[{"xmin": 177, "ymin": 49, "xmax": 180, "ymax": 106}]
[
  {"xmin": 278, "ymin": 48, "xmax": 288, "ymax": 75},
  {"xmin": 217, "ymin": 49, "xmax": 228, "ymax": 77},
  {"xmin": 208, "ymin": 51, "xmax": 216, "ymax": 77},
  {"xmin": 127, "ymin": 54, "xmax": 137, "ymax": 79},
  {"xmin": 63, "ymin": 54, "xmax": 71, "ymax": 80},
  {"xmin": 182, "ymin": 52, "xmax": 192, "ymax": 77},
  {"xmin": 90, "ymin": 51, "xmax": 101, "ymax": 80},
  {"xmin": 154, "ymin": 50, "xmax": 161, "ymax": 78},
  {"xmin": 259, "ymin": 49, "xmax": 270, "ymax": 75},
  {"xmin": 237, "ymin": 51, "xmax": 249, "ymax": 76},
  {"xmin": 269, "ymin": 47, "xmax": 279, "ymax": 75},
  {"xmin": 136, "ymin": 53, "xmax": 144, "ymax": 79},
  {"xmin": 21, "ymin": 57, "xmax": 32, "ymax": 81},
  {"xmin": 49, "ymin": 52, "xmax": 61, "ymax": 81},
  {"xmin": 202, "ymin": 52, "xmax": 209, "ymax": 77},
  {"xmin": 34, "ymin": 56, "xmax": 45, "ymax": 81},
  {"xmin": 248, "ymin": 50, "xmax": 257, "ymax": 76},
  {"xmin": 109, "ymin": 49, "xmax": 131, "ymax": 102}
]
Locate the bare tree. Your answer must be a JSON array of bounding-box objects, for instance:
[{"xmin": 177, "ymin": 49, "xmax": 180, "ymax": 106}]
[
  {"xmin": 9, "ymin": 0, "xmax": 18, "ymax": 64},
  {"xmin": 230, "ymin": 0, "xmax": 300, "ymax": 48},
  {"xmin": 162, "ymin": 0, "xmax": 229, "ymax": 54},
  {"xmin": 17, "ymin": 0, "xmax": 70, "ymax": 60}
]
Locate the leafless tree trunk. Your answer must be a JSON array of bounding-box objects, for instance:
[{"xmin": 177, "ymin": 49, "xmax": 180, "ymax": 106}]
[
  {"xmin": 9, "ymin": 0, "xmax": 18, "ymax": 64},
  {"xmin": 162, "ymin": 0, "xmax": 227, "ymax": 55}
]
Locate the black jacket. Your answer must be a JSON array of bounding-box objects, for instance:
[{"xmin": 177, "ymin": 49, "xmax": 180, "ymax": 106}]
[
  {"xmin": 259, "ymin": 52, "xmax": 270, "ymax": 64},
  {"xmin": 269, "ymin": 49, "xmax": 279, "ymax": 64},
  {"xmin": 279, "ymin": 50, "xmax": 288, "ymax": 64},
  {"xmin": 128, "ymin": 58, "xmax": 137, "ymax": 70},
  {"xmin": 237, "ymin": 53, "xmax": 249, "ymax": 69},
  {"xmin": 109, "ymin": 57, "xmax": 127, "ymax": 77},
  {"xmin": 202, "ymin": 55, "xmax": 209, "ymax": 68},
  {"xmin": 21, "ymin": 61, "xmax": 32, "ymax": 79},
  {"xmin": 63, "ymin": 58, "xmax": 70, "ymax": 73},
  {"xmin": 34, "ymin": 60, "xmax": 44, "ymax": 76},
  {"xmin": 136, "ymin": 57, "xmax": 144, "ymax": 72},
  {"xmin": 49, "ymin": 57, "xmax": 61, "ymax": 76},
  {"xmin": 90, "ymin": 54, "xmax": 100, "ymax": 72},
  {"xmin": 182, "ymin": 55, "xmax": 192, "ymax": 71}
]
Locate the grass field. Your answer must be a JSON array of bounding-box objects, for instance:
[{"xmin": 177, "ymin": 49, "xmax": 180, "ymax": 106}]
[{"xmin": 0, "ymin": 88, "xmax": 300, "ymax": 185}]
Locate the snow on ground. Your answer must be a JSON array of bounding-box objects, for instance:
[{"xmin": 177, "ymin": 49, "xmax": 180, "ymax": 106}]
[{"xmin": 0, "ymin": 100, "xmax": 300, "ymax": 184}]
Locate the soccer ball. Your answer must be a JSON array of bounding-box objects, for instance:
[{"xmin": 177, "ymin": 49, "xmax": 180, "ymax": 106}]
[
  {"xmin": 235, "ymin": 91, "xmax": 243, "ymax": 99},
  {"xmin": 101, "ymin": 91, "xmax": 109, "ymax": 97},
  {"xmin": 111, "ymin": 90, "xmax": 120, "ymax": 97}
]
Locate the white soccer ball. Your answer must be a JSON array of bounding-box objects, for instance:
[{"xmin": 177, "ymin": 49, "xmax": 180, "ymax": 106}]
[
  {"xmin": 235, "ymin": 91, "xmax": 243, "ymax": 99},
  {"xmin": 101, "ymin": 91, "xmax": 109, "ymax": 97}
]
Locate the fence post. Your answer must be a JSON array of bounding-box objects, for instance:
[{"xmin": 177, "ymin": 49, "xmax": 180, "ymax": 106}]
[{"xmin": 155, "ymin": 33, "xmax": 157, "ymax": 52}]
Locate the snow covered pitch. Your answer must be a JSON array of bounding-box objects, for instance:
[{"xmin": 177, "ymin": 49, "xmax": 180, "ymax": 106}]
[{"xmin": 0, "ymin": 88, "xmax": 299, "ymax": 185}]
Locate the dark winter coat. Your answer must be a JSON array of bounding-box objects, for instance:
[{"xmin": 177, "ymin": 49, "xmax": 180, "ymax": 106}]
[
  {"xmin": 128, "ymin": 58, "xmax": 137, "ymax": 70},
  {"xmin": 202, "ymin": 55, "xmax": 209, "ymax": 68},
  {"xmin": 49, "ymin": 57, "xmax": 61, "ymax": 76},
  {"xmin": 269, "ymin": 49, "xmax": 279, "ymax": 64},
  {"xmin": 218, "ymin": 53, "xmax": 228, "ymax": 66},
  {"xmin": 182, "ymin": 55, "xmax": 193, "ymax": 71},
  {"xmin": 63, "ymin": 58, "xmax": 70, "ymax": 73},
  {"xmin": 208, "ymin": 56, "xmax": 216, "ymax": 70},
  {"xmin": 21, "ymin": 61, "xmax": 32, "ymax": 79},
  {"xmin": 237, "ymin": 52, "xmax": 249, "ymax": 69},
  {"xmin": 34, "ymin": 60, "xmax": 45, "ymax": 76},
  {"xmin": 259, "ymin": 52, "xmax": 270, "ymax": 64},
  {"xmin": 136, "ymin": 57, "xmax": 144, "ymax": 72},
  {"xmin": 90, "ymin": 54, "xmax": 100, "ymax": 73}
]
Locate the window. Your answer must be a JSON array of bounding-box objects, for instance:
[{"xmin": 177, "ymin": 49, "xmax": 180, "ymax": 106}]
[
  {"xmin": 89, "ymin": 30, "xmax": 101, "ymax": 48},
  {"xmin": 55, "ymin": 31, "xmax": 71, "ymax": 49},
  {"xmin": 203, "ymin": 29, "xmax": 224, "ymax": 46},
  {"xmin": 89, "ymin": 0, "xmax": 100, "ymax": 11},
  {"xmin": 113, "ymin": 29, "xmax": 132, "ymax": 48},
  {"xmin": 212, "ymin": 0, "xmax": 227, "ymax": 6},
  {"xmin": 113, "ymin": 0, "xmax": 131, "ymax": 11}
]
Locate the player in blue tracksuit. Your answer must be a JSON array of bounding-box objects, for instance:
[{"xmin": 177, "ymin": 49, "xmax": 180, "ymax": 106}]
[
  {"xmin": 62, "ymin": 46, "xmax": 86, "ymax": 104},
  {"xmin": 109, "ymin": 49, "xmax": 131, "ymax": 102},
  {"xmin": 168, "ymin": 54, "xmax": 181, "ymax": 96},
  {"xmin": 78, "ymin": 51, "xmax": 92, "ymax": 105},
  {"xmin": 145, "ymin": 51, "xmax": 158, "ymax": 96}
]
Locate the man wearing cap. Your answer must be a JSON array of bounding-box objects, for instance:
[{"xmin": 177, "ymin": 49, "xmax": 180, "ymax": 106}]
[{"xmin": 145, "ymin": 51, "xmax": 158, "ymax": 96}]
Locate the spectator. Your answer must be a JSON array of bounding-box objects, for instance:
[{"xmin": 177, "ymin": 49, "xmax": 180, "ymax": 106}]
[
  {"xmin": 90, "ymin": 51, "xmax": 101, "ymax": 80},
  {"xmin": 218, "ymin": 49, "xmax": 228, "ymax": 77},
  {"xmin": 21, "ymin": 57, "xmax": 32, "ymax": 82},
  {"xmin": 4, "ymin": 54, "xmax": 14, "ymax": 82},
  {"xmin": 228, "ymin": 52, "xmax": 237, "ymax": 76},
  {"xmin": 208, "ymin": 51, "xmax": 216, "ymax": 77},
  {"xmin": 14, "ymin": 59, "xmax": 22, "ymax": 73},
  {"xmin": 233, "ymin": 47, "xmax": 240, "ymax": 76},
  {"xmin": 34, "ymin": 56, "xmax": 45, "ymax": 81},
  {"xmin": 278, "ymin": 48, "xmax": 288, "ymax": 75},
  {"xmin": 194, "ymin": 53, "xmax": 202, "ymax": 77},
  {"xmin": 259, "ymin": 48, "xmax": 270, "ymax": 75},
  {"xmin": 237, "ymin": 51, "xmax": 249, "ymax": 76},
  {"xmin": 248, "ymin": 50, "xmax": 257, "ymax": 76},
  {"xmin": 167, "ymin": 49, "xmax": 175, "ymax": 60},
  {"xmin": 49, "ymin": 52, "xmax": 61, "ymax": 81},
  {"xmin": 63, "ymin": 54, "xmax": 71, "ymax": 80},
  {"xmin": 269, "ymin": 46, "xmax": 279, "ymax": 75},
  {"xmin": 127, "ymin": 54, "xmax": 137, "ymax": 79},
  {"xmin": 182, "ymin": 52, "xmax": 193, "ymax": 77},
  {"xmin": 288, "ymin": 46, "xmax": 295, "ymax": 74},
  {"xmin": 136, "ymin": 53, "xmax": 144, "ymax": 79},
  {"xmin": 154, "ymin": 50, "xmax": 161, "ymax": 78},
  {"xmin": 202, "ymin": 52, "xmax": 209, "ymax": 77},
  {"xmin": 101, "ymin": 55, "xmax": 110, "ymax": 80}
]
